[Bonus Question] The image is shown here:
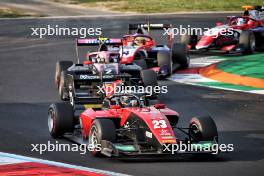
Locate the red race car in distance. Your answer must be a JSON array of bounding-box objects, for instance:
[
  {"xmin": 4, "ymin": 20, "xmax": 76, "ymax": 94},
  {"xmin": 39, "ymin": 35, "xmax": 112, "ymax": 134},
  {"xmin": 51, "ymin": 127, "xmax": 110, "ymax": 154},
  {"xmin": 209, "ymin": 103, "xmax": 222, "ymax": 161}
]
[{"xmin": 181, "ymin": 6, "xmax": 264, "ymax": 54}]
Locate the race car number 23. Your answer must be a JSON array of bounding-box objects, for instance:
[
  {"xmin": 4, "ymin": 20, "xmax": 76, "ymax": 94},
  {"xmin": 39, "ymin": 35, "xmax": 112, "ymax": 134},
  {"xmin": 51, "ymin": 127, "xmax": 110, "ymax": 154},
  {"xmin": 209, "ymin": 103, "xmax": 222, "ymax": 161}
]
[{"xmin": 152, "ymin": 120, "xmax": 167, "ymax": 129}]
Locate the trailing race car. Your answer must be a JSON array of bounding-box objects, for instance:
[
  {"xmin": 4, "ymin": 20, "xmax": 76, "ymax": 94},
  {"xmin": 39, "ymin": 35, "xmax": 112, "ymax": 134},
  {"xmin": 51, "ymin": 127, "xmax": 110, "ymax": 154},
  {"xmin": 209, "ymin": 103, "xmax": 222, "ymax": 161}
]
[
  {"xmin": 55, "ymin": 38, "xmax": 158, "ymax": 105},
  {"xmin": 48, "ymin": 93, "xmax": 218, "ymax": 157},
  {"xmin": 181, "ymin": 6, "xmax": 264, "ymax": 54},
  {"xmin": 121, "ymin": 23, "xmax": 190, "ymax": 77}
]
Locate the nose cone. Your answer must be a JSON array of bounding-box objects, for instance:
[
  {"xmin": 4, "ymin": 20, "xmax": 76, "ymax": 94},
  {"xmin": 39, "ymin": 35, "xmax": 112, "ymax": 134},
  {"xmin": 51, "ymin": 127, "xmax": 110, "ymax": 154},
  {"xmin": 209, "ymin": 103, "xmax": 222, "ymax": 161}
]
[
  {"xmin": 156, "ymin": 128, "xmax": 177, "ymax": 144},
  {"xmin": 196, "ymin": 36, "xmax": 214, "ymax": 50}
]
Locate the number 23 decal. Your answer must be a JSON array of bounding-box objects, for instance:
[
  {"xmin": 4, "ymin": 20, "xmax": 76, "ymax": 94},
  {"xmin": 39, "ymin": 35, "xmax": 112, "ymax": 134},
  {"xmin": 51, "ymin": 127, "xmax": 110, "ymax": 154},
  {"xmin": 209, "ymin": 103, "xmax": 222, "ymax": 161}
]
[{"xmin": 152, "ymin": 120, "xmax": 167, "ymax": 129}]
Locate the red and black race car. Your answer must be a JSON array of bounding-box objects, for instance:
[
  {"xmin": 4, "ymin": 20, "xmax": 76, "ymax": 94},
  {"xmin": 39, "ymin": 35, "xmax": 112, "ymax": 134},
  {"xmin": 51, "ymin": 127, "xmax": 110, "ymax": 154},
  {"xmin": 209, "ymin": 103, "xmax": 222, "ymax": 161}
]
[
  {"xmin": 181, "ymin": 6, "xmax": 264, "ymax": 54},
  {"xmin": 48, "ymin": 93, "xmax": 218, "ymax": 157}
]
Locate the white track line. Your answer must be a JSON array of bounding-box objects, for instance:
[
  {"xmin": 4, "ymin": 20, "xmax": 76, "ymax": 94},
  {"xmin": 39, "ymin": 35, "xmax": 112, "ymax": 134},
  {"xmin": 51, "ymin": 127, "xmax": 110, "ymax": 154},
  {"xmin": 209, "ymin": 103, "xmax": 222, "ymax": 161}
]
[
  {"xmin": 169, "ymin": 56, "xmax": 264, "ymax": 95},
  {"xmin": 0, "ymin": 152, "xmax": 130, "ymax": 176}
]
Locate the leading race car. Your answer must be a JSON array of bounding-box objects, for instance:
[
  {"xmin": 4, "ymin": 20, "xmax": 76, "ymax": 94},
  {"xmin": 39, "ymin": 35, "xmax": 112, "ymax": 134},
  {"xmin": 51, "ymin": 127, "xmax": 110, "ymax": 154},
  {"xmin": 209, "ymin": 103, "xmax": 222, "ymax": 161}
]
[
  {"xmin": 181, "ymin": 6, "xmax": 264, "ymax": 54},
  {"xmin": 121, "ymin": 23, "xmax": 190, "ymax": 77},
  {"xmin": 48, "ymin": 93, "xmax": 219, "ymax": 157},
  {"xmin": 55, "ymin": 38, "xmax": 158, "ymax": 106}
]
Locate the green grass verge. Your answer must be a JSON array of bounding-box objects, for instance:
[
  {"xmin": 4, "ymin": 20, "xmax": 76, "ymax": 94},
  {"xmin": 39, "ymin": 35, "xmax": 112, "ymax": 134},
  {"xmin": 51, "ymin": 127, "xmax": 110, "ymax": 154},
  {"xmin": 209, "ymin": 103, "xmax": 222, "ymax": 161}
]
[
  {"xmin": 0, "ymin": 8, "xmax": 32, "ymax": 18},
  {"xmin": 216, "ymin": 53, "xmax": 264, "ymax": 79},
  {"xmin": 67, "ymin": 0, "xmax": 263, "ymax": 13},
  {"xmin": 198, "ymin": 82, "xmax": 264, "ymax": 91}
]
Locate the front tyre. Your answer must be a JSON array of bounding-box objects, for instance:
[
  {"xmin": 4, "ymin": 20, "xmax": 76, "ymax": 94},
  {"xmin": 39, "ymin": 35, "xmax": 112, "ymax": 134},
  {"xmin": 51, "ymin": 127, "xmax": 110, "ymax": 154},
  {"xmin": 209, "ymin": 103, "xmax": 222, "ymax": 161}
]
[
  {"xmin": 48, "ymin": 102, "xmax": 74, "ymax": 138},
  {"xmin": 189, "ymin": 116, "xmax": 218, "ymax": 142},
  {"xmin": 88, "ymin": 119, "xmax": 116, "ymax": 156}
]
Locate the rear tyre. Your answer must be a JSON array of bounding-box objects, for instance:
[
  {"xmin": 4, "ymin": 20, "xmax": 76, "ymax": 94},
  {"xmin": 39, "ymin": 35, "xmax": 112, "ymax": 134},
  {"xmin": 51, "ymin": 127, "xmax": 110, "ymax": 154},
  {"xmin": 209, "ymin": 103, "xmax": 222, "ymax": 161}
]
[
  {"xmin": 171, "ymin": 43, "xmax": 190, "ymax": 69},
  {"xmin": 88, "ymin": 119, "xmax": 116, "ymax": 156},
  {"xmin": 55, "ymin": 61, "xmax": 73, "ymax": 89},
  {"xmin": 189, "ymin": 116, "xmax": 218, "ymax": 142},
  {"xmin": 180, "ymin": 34, "xmax": 198, "ymax": 49},
  {"xmin": 239, "ymin": 31, "xmax": 256, "ymax": 55},
  {"xmin": 134, "ymin": 59, "xmax": 148, "ymax": 69},
  {"xmin": 59, "ymin": 71, "xmax": 69, "ymax": 101},
  {"xmin": 157, "ymin": 51, "xmax": 172, "ymax": 76},
  {"xmin": 140, "ymin": 69, "xmax": 158, "ymax": 99},
  {"xmin": 140, "ymin": 69, "xmax": 158, "ymax": 87},
  {"xmin": 48, "ymin": 102, "xmax": 74, "ymax": 138}
]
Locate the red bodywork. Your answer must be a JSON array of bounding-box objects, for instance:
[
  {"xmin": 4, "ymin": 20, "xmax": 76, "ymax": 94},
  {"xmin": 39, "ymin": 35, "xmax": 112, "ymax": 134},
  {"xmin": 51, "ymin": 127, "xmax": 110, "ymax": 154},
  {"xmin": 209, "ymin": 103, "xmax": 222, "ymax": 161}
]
[
  {"xmin": 195, "ymin": 16, "xmax": 264, "ymax": 51},
  {"xmin": 83, "ymin": 35, "xmax": 157, "ymax": 65},
  {"xmin": 120, "ymin": 35, "xmax": 156, "ymax": 64},
  {"xmin": 80, "ymin": 105, "xmax": 179, "ymax": 145}
]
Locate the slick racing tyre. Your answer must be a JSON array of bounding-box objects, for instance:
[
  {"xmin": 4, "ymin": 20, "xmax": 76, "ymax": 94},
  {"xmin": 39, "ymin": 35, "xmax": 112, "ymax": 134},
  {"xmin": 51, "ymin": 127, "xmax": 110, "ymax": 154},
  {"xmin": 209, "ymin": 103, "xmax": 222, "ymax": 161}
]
[
  {"xmin": 189, "ymin": 116, "xmax": 218, "ymax": 142},
  {"xmin": 180, "ymin": 34, "xmax": 198, "ymax": 49},
  {"xmin": 157, "ymin": 51, "xmax": 172, "ymax": 76},
  {"xmin": 55, "ymin": 61, "xmax": 73, "ymax": 89},
  {"xmin": 134, "ymin": 59, "xmax": 148, "ymax": 69},
  {"xmin": 140, "ymin": 69, "xmax": 158, "ymax": 99},
  {"xmin": 48, "ymin": 102, "xmax": 74, "ymax": 138},
  {"xmin": 88, "ymin": 119, "xmax": 116, "ymax": 156},
  {"xmin": 59, "ymin": 71, "xmax": 69, "ymax": 101},
  {"xmin": 239, "ymin": 31, "xmax": 256, "ymax": 55},
  {"xmin": 171, "ymin": 43, "xmax": 190, "ymax": 69},
  {"xmin": 140, "ymin": 69, "xmax": 158, "ymax": 87}
]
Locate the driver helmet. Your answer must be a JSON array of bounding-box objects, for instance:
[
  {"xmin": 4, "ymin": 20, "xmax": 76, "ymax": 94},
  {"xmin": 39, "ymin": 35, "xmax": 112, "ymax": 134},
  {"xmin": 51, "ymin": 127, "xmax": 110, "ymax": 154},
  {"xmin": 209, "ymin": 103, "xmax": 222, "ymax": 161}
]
[
  {"xmin": 96, "ymin": 53, "xmax": 106, "ymax": 63},
  {"xmin": 134, "ymin": 36, "xmax": 146, "ymax": 46},
  {"xmin": 120, "ymin": 96, "xmax": 138, "ymax": 107}
]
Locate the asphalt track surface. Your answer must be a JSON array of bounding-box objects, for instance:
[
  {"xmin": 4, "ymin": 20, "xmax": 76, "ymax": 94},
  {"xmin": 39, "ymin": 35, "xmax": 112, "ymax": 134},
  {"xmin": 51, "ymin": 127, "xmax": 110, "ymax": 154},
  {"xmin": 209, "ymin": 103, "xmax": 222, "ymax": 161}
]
[{"xmin": 0, "ymin": 14, "xmax": 264, "ymax": 176}]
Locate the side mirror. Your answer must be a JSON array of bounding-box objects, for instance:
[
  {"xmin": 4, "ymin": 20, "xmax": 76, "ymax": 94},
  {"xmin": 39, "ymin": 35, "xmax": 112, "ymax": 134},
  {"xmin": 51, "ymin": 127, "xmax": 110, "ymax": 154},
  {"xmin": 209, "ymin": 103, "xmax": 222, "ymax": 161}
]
[
  {"xmin": 154, "ymin": 103, "xmax": 166, "ymax": 109},
  {"xmin": 83, "ymin": 61, "xmax": 92, "ymax": 65},
  {"xmin": 110, "ymin": 105, "xmax": 121, "ymax": 109},
  {"xmin": 247, "ymin": 20, "xmax": 254, "ymax": 27}
]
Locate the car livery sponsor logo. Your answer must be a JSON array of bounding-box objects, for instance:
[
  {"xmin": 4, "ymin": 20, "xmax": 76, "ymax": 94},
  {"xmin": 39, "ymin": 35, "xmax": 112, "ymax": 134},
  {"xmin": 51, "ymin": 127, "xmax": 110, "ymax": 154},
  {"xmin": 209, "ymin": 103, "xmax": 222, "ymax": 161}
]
[
  {"xmin": 102, "ymin": 75, "xmax": 115, "ymax": 79},
  {"xmin": 162, "ymin": 139, "xmax": 176, "ymax": 143},
  {"xmin": 145, "ymin": 131, "xmax": 153, "ymax": 138},
  {"xmin": 123, "ymin": 51, "xmax": 129, "ymax": 55},
  {"xmin": 160, "ymin": 129, "xmax": 172, "ymax": 136},
  {"xmin": 159, "ymin": 129, "xmax": 174, "ymax": 139},
  {"xmin": 79, "ymin": 75, "xmax": 99, "ymax": 79},
  {"xmin": 161, "ymin": 136, "xmax": 174, "ymax": 139},
  {"xmin": 79, "ymin": 75, "xmax": 114, "ymax": 79}
]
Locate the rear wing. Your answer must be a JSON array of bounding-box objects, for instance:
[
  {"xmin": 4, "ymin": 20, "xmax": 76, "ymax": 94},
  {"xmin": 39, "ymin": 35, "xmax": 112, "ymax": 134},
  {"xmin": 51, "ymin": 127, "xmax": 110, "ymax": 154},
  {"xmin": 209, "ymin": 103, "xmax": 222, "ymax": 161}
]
[
  {"xmin": 128, "ymin": 23, "xmax": 172, "ymax": 33},
  {"xmin": 75, "ymin": 38, "xmax": 122, "ymax": 63},
  {"xmin": 76, "ymin": 38, "xmax": 122, "ymax": 46},
  {"xmin": 242, "ymin": 6, "xmax": 264, "ymax": 11}
]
